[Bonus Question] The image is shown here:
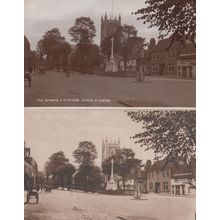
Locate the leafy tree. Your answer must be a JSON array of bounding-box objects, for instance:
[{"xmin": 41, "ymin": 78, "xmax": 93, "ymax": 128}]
[
  {"xmin": 133, "ymin": 0, "xmax": 196, "ymax": 44},
  {"xmin": 73, "ymin": 141, "xmax": 97, "ymax": 167},
  {"xmin": 74, "ymin": 165, "xmax": 103, "ymax": 191},
  {"xmin": 73, "ymin": 141, "xmax": 103, "ymax": 191},
  {"xmin": 55, "ymin": 163, "xmax": 75, "ymax": 189},
  {"xmin": 127, "ymin": 111, "xmax": 196, "ymax": 165},
  {"xmin": 120, "ymin": 25, "xmax": 145, "ymax": 72},
  {"xmin": 41, "ymin": 28, "xmax": 65, "ymax": 68},
  {"xmin": 44, "ymin": 151, "xmax": 69, "ymax": 185},
  {"xmin": 86, "ymin": 44, "xmax": 104, "ymax": 70},
  {"xmin": 59, "ymin": 41, "xmax": 71, "ymax": 70},
  {"xmin": 69, "ymin": 17, "xmax": 96, "ymax": 71},
  {"xmin": 36, "ymin": 39, "xmax": 44, "ymax": 60},
  {"xmin": 71, "ymin": 44, "xmax": 103, "ymax": 72},
  {"xmin": 102, "ymin": 148, "xmax": 141, "ymax": 191}
]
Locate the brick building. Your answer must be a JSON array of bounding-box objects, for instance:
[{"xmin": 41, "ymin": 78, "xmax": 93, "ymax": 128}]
[
  {"xmin": 145, "ymin": 37, "xmax": 196, "ymax": 78},
  {"xmin": 24, "ymin": 144, "xmax": 38, "ymax": 190},
  {"xmin": 146, "ymin": 158, "xmax": 196, "ymax": 194}
]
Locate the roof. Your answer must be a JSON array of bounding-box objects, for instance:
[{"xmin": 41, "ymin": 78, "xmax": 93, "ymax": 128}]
[
  {"xmin": 172, "ymin": 173, "xmax": 194, "ymax": 179},
  {"xmin": 172, "ymin": 165, "xmax": 196, "ymax": 179},
  {"xmin": 150, "ymin": 38, "xmax": 182, "ymax": 52},
  {"xmin": 149, "ymin": 158, "xmax": 175, "ymax": 171},
  {"xmin": 149, "ymin": 38, "xmax": 196, "ymax": 53}
]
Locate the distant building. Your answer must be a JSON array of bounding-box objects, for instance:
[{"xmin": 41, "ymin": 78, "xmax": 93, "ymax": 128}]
[
  {"xmin": 171, "ymin": 167, "xmax": 196, "ymax": 196},
  {"xmin": 145, "ymin": 37, "xmax": 196, "ymax": 78},
  {"xmin": 146, "ymin": 158, "xmax": 196, "ymax": 195},
  {"xmin": 24, "ymin": 36, "xmax": 30, "ymax": 71},
  {"xmin": 102, "ymin": 137, "xmax": 120, "ymax": 163},
  {"xmin": 100, "ymin": 13, "xmax": 121, "ymax": 44},
  {"xmin": 24, "ymin": 143, "xmax": 38, "ymax": 190}
]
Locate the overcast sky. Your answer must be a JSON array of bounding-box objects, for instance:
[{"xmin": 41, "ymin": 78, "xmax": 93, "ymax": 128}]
[
  {"xmin": 24, "ymin": 109, "xmax": 155, "ymax": 171},
  {"xmin": 24, "ymin": 0, "xmax": 159, "ymax": 50}
]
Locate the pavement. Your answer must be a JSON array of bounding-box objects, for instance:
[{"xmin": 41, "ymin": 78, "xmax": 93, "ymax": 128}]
[
  {"xmin": 24, "ymin": 189, "xmax": 196, "ymax": 220},
  {"xmin": 24, "ymin": 71, "xmax": 196, "ymax": 107}
]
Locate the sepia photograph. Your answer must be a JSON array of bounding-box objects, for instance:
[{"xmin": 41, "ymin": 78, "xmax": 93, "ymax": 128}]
[
  {"xmin": 24, "ymin": 0, "xmax": 196, "ymax": 107},
  {"xmin": 24, "ymin": 109, "xmax": 196, "ymax": 220}
]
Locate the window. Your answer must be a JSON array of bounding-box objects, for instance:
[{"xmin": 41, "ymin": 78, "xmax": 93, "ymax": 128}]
[
  {"xmin": 167, "ymin": 170, "xmax": 169, "ymax": 177},
  {"xmin": 163, "ymin": 182, "xmax": 169, "ymax": 191},
  {"xmin": 175, "ymin": 178, "xmax": 178, "ymax": 183},
  {"xmin": 168, "ymin": 64, "xmax": 174, "ymax": 72},
  {"xmin": 152, "ymin": 64, "xmax": 158, "ymax": 72},
  {"xmin": 167, "ymin": 52, "xmax": 171, "ymax": 59},
  {"xmin": 152, "ymin": 172, "xmax": 154, "ymax": 178},
  {"xmin": 172, "ymin": 51, "xmax": 175, "ymax": 58},
  {"xmin": 162, "ymin": 171, "xmax": 165, "ymax": 177},
  {"xmin": 156, "ymin": 170, "xmax": 159, "ymax": 175}
]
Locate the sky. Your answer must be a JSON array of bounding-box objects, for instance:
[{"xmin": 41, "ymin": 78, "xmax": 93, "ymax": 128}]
[
  {"xmin": 24, "ymin": 109, "xmax": 155, "ymax": 171},
  {"xmin": 24, "ymin": 0, "xmax": 159, "ymax": 50}
]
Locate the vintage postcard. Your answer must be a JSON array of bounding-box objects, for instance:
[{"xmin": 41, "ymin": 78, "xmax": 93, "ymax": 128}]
[
  {"xmin": 24, "ymin": 109, "xmax": 196, "ymax": 220},
  {"xmin": 24, "ymin": 0, "xmax": 196, "ymax": 107}
]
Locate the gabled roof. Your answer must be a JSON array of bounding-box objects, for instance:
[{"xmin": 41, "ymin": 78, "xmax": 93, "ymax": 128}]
[
  {"xmin": 150, "ymin": 38, "xmax": 182, "ymax": 52},
  {"xmin": 149, "ymin": 38, "xmax": 195, "ymax": 53}
]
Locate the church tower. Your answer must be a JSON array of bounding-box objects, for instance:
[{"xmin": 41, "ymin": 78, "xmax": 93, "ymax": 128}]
[
  {"xmin": 102, "ymin": 137, "xmax": 121, "ymax": 163},
  {"xmin": 100, "ymin": 13, "xmax": 121, "ymax": 45}
]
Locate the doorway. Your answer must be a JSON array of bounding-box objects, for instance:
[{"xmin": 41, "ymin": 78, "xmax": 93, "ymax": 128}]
[{"xmin": 155, "ymin": 182, "xmax": 160, "ymax": 193}]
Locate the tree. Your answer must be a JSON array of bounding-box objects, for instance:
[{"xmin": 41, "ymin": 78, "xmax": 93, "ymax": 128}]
[
  {"xmin": 86, "ymin": 44, "xmax": 104, "ymax": 70},
  {"xmin": 133, "ymin": 0, "xmax": 196, "ymax": 44},
  {"xmin": 71, "ymin": 44, "xmax": 103, "ymax": 72},
  {"xmin": 40, "ymin": 28, "xmax": 65, "ymax": 68},
  {"xmin": 73, "ymin": 141, "xmax": 103, "ymax": 191},
  {"xmin": 59, "ymin": 41, "xmax": 71, "ymax": 70},
  {"xmin": 102, "ymin": 148, "xmax": 141, "ymax": 191},
  {"xmin": 69, "ymin": 17, "xmax": 96, "ymax": 71},
  {"xmin": 74, "ymin": 165, "xmax": 103, "ymax": 191},
  {"xmin": 73, "ymin": 141, "xmax": 97, "ymax": 167},
  {"xmin": 127, "ymin": 111, "xmax": 196, "ymax": 165},
  {"xmin": 50, "ymin": 41, "xmax": 71, "ymax": 71},
  {"xmin": 120, "ymin": 25, "xmax": 145, "ymax": 72},
  {"xmin": 55, "ymin": 163, "xmax": 75, "ymax": 189},
  {"xmin": 44, "ymin": 151, "xmax": 69, "ymax": 185}
]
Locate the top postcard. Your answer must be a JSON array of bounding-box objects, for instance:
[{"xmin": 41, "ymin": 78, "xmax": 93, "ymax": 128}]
[{"xmin": 24, "ymin": 0, "xmax": 196, "ymax": 107}]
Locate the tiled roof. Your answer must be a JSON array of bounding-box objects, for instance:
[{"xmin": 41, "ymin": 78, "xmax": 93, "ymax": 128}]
[
  {"xmin": 149, "ymin": 158, "xmax": 175, "ymax": 171},
  {"xmin": 149, "ymin": 38, "xmax": 196, "ymax": 53},
  {"xmin": 150, "ymin": 38, "xmax": 182, "ymax": 51}
]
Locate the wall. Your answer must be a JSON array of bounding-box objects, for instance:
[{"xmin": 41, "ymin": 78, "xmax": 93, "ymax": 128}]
[
  {"xmin": 171, "ymin": 178, "xmax": 196, "ymax": 196},
  {"xmin": 147, "ymin": 168, "xmax": 171, "ymax": 193}
]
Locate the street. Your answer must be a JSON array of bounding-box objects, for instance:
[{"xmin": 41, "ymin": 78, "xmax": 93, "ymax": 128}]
[
  {"xmin": 24, "ymin": 190, "xmax": 195, "ymax": 220},
  {"xmin": 24, "ymin": 71, "xmax": 196, "ymax": 107}
]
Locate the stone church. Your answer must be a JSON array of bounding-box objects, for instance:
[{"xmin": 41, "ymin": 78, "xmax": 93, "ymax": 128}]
[
  {"xmin": 102, "ymin": 137, "xmax": 120, "ymax": 163},
  {"xmin": 100, "ymin": 13, "xmax": 121, "ymax": 44}
]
